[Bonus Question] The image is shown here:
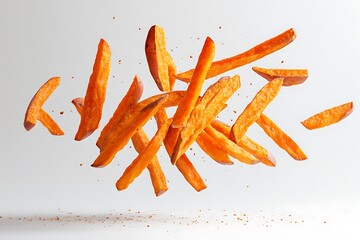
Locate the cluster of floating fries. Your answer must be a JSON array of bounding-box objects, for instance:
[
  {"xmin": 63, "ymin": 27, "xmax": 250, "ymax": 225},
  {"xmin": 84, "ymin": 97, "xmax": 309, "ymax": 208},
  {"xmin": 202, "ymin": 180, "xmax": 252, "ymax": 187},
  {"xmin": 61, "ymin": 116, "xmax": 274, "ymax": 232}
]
[{"xmin": 24, "ymin": 25, "xmax": 354, "ymax": 196}]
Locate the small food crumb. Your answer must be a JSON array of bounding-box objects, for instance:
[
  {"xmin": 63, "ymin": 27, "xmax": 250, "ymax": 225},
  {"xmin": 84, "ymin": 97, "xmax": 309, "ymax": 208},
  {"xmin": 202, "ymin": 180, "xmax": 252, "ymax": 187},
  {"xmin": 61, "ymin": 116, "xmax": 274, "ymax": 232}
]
[
  {"xmin": 60, "ymin": 111, "xmax": 64, "ymax": 115},
  {"xmin": 80, "ymin": 163, "xmax": 83, "ymax": 167},
  {"xmin": 190, "ymin": 55, "xmax": 193, "ymax": 59}
]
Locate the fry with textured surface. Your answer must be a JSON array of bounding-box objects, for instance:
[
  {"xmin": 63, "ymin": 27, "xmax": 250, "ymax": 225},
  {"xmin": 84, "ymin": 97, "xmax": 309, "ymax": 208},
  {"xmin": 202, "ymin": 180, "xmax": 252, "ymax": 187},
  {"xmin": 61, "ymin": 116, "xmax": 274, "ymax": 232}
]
[
  {"xmin": 230, "ymin": 78, "xmax": 283, "ymax": 144},
  {"xmin": 177, "ymin": 28, "xmax": 296, "ymax": 82},
  {"xmin": 75, "ymin": 39, "xmax": 111, "ymax": 141},
  {"xmin": 257, "ymin": 114, "xmax": 307, "ymax": 160},
  {"xmin": 252, "ymin": 67, "xmax": 308, "ymax": 86},
  {"xmin": 301, "ymin": 102, "xmax": 354, "ymax": 130}
]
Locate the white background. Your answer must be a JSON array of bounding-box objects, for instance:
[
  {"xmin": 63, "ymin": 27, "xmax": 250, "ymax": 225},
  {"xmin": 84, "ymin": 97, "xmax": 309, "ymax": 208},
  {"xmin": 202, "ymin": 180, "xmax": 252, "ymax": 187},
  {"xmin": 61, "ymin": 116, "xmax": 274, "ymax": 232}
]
[{"xmin": 1, "ymin": 0, "xmax": 359, "ymax": 239}]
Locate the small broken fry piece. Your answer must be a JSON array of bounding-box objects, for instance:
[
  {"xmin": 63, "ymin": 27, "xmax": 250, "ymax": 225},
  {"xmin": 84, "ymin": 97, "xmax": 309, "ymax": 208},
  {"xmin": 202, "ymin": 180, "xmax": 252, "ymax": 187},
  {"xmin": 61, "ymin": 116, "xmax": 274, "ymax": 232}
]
[
  {"xmin": 24, "ymin": 77, "xmax": 61, "ymax": 131},
  {"xmin": 91, "ymin": 94, "xmax": 168, "ymax": 168},
  {"xmin": 301, "ymin": 102, "xmax": 354, "ymax": 130},
  {"xmin": 71, "ymin": 97, "xmax": 84, "ymax": 115},
  {"xmin": 252, "ymin": 67, "xmax": 308, "ymax": 86},
  {"xmin": 172, "ymin": 37, "xmax": 215, "ymax": 128},
  {"xmin": 145, "ymin": 25, "xmax": 177, "ymax": 91},
  {"xmin": 256, "ymin": 114, "xmax": 307, "ymax": 160},
  {"xmin": 131, "ymin": 128, "xmax": 168, "ymax": 196},
  {"xmin": 230, "ymin": 78, "xmax": 283, "ymax": 144},
  {"xmin": 172, "ymin": 75, "xmax": 240, "ymax": 163},
  {"xmin": 196, "ymin": 131, "xmax": 233, "ymax": 165},
  {"xmin": 177, "ymin": 28, "xmax": 296, "ymax": 82},
  {"xmin": 211, "ymin": 120, "xmax": 275, "ymax": 167},
  {"xmin": 75, "ymin": 39, "xmax": 111, "ymax": 141},
  {"xmin": 97, "ymin": 75, "xmax": 143, "ymax": 148},
  {"xmin": 116, "ymin": 119, "xmax": 172, "ymax": 191},
  {"xmin": 38, "ymin": 108, "xmax": 64, "ymax": 135}
]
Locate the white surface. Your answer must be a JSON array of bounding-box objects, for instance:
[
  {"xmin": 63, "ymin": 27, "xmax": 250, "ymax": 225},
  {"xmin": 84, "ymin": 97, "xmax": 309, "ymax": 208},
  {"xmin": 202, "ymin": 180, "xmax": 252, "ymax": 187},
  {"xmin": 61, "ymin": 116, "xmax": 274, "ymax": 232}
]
[{"xmin": 1, "ymin": 0, "xmax": 360, "ymax": 239}]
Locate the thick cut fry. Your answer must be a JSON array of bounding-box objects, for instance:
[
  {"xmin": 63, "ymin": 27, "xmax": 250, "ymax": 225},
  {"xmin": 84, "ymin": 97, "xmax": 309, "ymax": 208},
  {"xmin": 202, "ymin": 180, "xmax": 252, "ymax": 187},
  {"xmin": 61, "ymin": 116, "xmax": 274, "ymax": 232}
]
[
  {"xmin": 38, "ymin": 108, "xmax": 64, "ymax": 135},
  {"xmin": 256, "ymin": 114, "xmax": 307, "ymax": 160},
  {"xmin": 97, "ymin": 75, "xmax": 143, "ymax": 148},
  {"xmin": 91, "ymin": 94, "xmax": 168, "ymax": 168},
  {"xmin": 155, "ymin": 108, "xmax": 207, "ymax": 191},
  {"xmin": 177, "ymin": 28, "xmax": 296, "ymax": 82},
  {"xmin": 131, "ymin": 128, "xmax": 168, "ymax": 196},
  {"xmin": 196, "ymin": 131, "xmax": 233, "ymax": 165},
  {"xmin": 172, "ymin": 37, "xmax": 215, "ymax": 128},
  {"xmin": 252, "ymin": 67, "xmax": 308, "ymax": 86},
  {"xmin": 230, "ymin": 78, "xmax": 283, "ymax": 144},
  {"xmin": 145, "ymin": 25, "xmax": 177, "ymax": 91},
  {"xmin": 24, "ymin": 77, "xmax": 61, "ymax": 131},
  {"xmin": 211, "ymin": 120, "xmax": 275, "ymax": 166},
  {"xmin": 71, "ymin": 97, "xmax": 84, "ymax": 115},
  {"xmin": 301, "ymin": 102, "xmax": 354, "ymax": 130},
  {"xmin": 116, "ymin": 119, "xmax": 172, "ymax": 191},
  {"xmin": 205, "ymin": 125, "xmax": 258, "ymax": 165},
  {"xmin": 75, "ymin": 39, "xmax": 111, "ymax": 141},
  {"xmin": 172, "ymin": 75, "xmax": 240, "ymax": 163}
]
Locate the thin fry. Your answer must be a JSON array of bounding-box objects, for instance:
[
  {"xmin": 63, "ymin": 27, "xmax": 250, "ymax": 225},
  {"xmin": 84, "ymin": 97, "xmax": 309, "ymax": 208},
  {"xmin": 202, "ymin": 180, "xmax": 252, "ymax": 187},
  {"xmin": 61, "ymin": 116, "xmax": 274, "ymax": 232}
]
[
  {"xmin": 145, "ymin": 25, "xmax": 177, "ymax": 91},
  {"xmin": 230, "ymin": 78, "xmax": 283, "ymax": 144},
  {"xmin": 301, "ymin": 102, "xmax": 354, "ymax": 130},
  {"xmin": 91, "ymin": 94, "xmax": 168, "ymax": 168},
  {"xmin": 116, "ymin": 119, "xmax": 172, "ymax": 191},
  {"xmin": 131, "ymin": 128, "xmax": 168, "ymax": 196},
  {"xmin": 172, "ymin": 75, "xmax": 240, "ymax": 163},
  {"xmin": 24, "ymin": 76, "xmax": 61, "ymax": 131},
  {"xmin": 177, "ymin": 28, "xmax": 296, "ymax": 82},
  {"xmin": 256, "ymin": 114, "xmax": 307, "ymax": 160},
  {"xmin": 211, "ymin": 120, "xmax": 275, "ymax": 166},
  {"xmin": 75, "ymin": 39, "xmax": 111, "ymax": 141},
  {"xmin": 252, "ymin": 67, "xmax": 308, "ymax": 86},
  {"xmin": 38, "ymin": 108, "xmax": 64, "ymax": 135},
  {"xmin": 196, "ymin": 131, "xmax": 233, "ymax": 165}
]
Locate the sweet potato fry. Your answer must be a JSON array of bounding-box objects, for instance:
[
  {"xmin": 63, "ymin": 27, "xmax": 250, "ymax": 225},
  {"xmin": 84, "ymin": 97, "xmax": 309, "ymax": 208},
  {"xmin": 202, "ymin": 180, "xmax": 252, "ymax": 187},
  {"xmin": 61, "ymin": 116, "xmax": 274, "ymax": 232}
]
[
  {"xmin": 97, "ymin": 75, "xmax": 143, "ymax": 148},
  {"xmin": 75, "ymin": 39, "xmax": 111, "ymax": 141},
  {"xmin": 131, "ymin": 128, "xmax": 168, "ymax": 196},
  {"xmin": 24, "ymin": 76, "xmax": 61, "ymax": 131},
  {"xmin": 38, "ymin": 108, "xmax": 64, "ymax": 135},
  {"xmin": 145, "ymin": 25, "xmax": 177, "ymax": 91},
  {"xmin": 301, "ymin": 102, "xmax": 354, "ymax": 130},
  {"xmin": 71, "ymin": 97, "xmax": 84, "ymax": 115},
  {"xmin": 155, "ymin": 108, "xmax": 207, "ymax": 192},
  {"xmin": 252, "ymin": 67, "xmax": 308, "ymax": 86},
  {"xmin": 177, "ymin": 28, "xmax": 296, "ymax": 82},
  {"xmin": 230, "ymin": 78, "xmax": 283, "ymax": 144},
  {"xmin": 171, "ymin": 37, "xmax": 215, "ymax": 128},
  {"xmin": 172, "ymin": 75, "xmax": 240, "ymax": 163},
  {"xmin": 211, "ymin": 120, "xmax": 275, "ymax": 166},
  {"xmin": 196, "ymin": 131, "xmax": 233, "ymax": 165},
  {"xmin": 256, "ymin": 114, "xmax": 307, "ymax": 160},
  {"xmin": 116, "ymin": 119, "xmax": 172, "ymax": 191},
  {"xmin": 91, "ymin": 94, "xmax": 168, "ymax": 168},
  {"xmin": 204, "ymin": 125, "xmax": 258, "ymax": 165}
]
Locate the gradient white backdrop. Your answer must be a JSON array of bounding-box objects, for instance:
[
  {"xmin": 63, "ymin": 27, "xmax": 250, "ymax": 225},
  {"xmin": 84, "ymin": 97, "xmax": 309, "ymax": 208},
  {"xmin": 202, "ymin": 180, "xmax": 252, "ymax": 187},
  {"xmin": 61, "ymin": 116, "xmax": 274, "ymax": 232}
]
[{"xmin": 1, "ymin": 0, "xmax": 359, "ymax": 239}]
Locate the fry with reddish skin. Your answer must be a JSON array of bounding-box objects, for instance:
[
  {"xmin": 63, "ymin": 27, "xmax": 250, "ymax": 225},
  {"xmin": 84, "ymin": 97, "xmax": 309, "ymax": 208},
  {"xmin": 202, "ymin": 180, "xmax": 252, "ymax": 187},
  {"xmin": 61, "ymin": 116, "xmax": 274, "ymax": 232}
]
[
  {"xmin": 38, "ymin": 108, "xmax": 64, "ymax": 135},
  {"xmin": 145, "ymin": 25, "xmax": 177, "ymax": 91},
  {"xmin": 256, "ymin": 114, "xmax": 307, "ymax": 160},
  {"xmin": 177, "ymin": 28, "xmax": 296, "ymax": 82},
  {"xmin": 155, "ymin": 108, "xmax": 207, "ymax": 192},
  {"xmin": 71, "ymin": 97, "xmax": 84, "ymax": 115},
  {"xmin": 116, "ymin": 119, "xmax": 172, "ymax": 191},
  {"xmin": 75, "ymin": 39, "xmax": 111, "ymax": 141},
  {"xmin": 91, "ymin": 94, "xmax": 168, "ymax": 168},
  {"xmin": 230, "ymin": 78, "xmax": 283, "ymax": 144},
  {"xmin": 24, "ymin": 77, "xmax": 61, "ymax": 131},
  {"xmin": 97, "ymin": 75, "xmax": 143, "ymax": 148},
  {"xmin": 196, "ymin": 131, "xmax": 233, "ymax": 165},
  {"xmin": 172, "ymin": 37, "xmax": 215, "ymax": 128},
  {"xmin": 131, "ymin": 128, "xmax": 168, "ymax": 196},
  {"xmin": 252, "ymin": 67, "xmax": 308, "ymax": 86},
  {"xmin": 301, "ymin": 102, "xmax": 354, "ymax": 130},
  {"xmin": 172, "ymin": 75, "xmax": 240, "ymax": 163},
  {"xmin": 211, "ymin": 120, "xmax": 276, "ymax": 166}
]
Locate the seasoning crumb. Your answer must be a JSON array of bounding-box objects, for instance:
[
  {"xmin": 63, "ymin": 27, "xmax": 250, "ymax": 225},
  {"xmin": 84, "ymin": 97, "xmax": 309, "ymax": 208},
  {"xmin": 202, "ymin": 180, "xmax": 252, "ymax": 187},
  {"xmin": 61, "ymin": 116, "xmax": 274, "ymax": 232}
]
[
  {"xmin": 281, "ymin": 60, "xmax": 284, "ymax": 64},
  {"xmin": 80, "ymin": 163, "xmax": 83, "ymax": 167},
  {"xmin": 219, "ymin": 26, "xmax": 222, "ymax": 29},
  {"xmin": 112, "ymin": 17, "xmax": 115, "ymax": 20},
  {"xmin": 60, "ymin": 111, "xmax": 64, "ymax": 115},
  {"xmin": 190, "ymin": 55, "xmax": 193, "ymax": 59}
]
